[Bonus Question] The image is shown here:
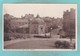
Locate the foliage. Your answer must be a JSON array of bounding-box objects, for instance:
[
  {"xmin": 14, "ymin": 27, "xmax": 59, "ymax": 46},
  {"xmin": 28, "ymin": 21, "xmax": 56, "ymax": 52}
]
[
  {"xmin": 4, "ymin": 14, "xmax": 12, "ymax": 33},
  {"xmin": 54, "ymin": 40, "xmax": 70, "ymax": 49},
  {"xmin": 4, "ymin": 33, "xmax": 11, "ymax": 41}
]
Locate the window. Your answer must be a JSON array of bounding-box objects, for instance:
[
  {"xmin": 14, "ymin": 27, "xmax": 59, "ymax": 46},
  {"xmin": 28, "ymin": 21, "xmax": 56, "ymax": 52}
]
[{"xmin": 41, "ymin": 27, "xmax": 43, "ymax": 31}]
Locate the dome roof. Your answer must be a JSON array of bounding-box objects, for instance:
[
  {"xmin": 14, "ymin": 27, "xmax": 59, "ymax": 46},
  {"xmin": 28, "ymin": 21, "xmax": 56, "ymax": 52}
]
[{"xmin": 30, "ymin": 17, "xmax": 45, "ymax": 24}]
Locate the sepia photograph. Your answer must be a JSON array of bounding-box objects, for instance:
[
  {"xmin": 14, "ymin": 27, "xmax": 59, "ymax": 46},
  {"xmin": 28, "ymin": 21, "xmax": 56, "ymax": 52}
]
[{"xmin": 3, "ymin": 4, "xmax": 77, "ymax": 50}]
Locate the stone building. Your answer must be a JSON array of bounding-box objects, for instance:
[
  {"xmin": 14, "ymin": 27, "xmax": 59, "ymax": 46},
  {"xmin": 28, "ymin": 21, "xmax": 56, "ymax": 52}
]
[
  {"xmin": 29, "ymin": 15, "xmax": 46, "ymax": 34},
  {"xmin": 63, "ymin": 8, "xmax": 75, "ymax": 38}
]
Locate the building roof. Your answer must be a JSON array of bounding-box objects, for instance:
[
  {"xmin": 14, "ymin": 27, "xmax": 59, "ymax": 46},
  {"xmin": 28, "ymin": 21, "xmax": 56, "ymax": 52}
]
[{"xmin": 30, "ymin": 17, "xmax": 45, "ymax": 24}]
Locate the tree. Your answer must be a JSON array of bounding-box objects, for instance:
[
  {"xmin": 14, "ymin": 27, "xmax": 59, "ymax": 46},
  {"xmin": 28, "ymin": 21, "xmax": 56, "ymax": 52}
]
[
  {"xmin": 4, "ymin": 14, "xmax": 12, "ymax": 41},
  {"xmin": 4, "ymin": 14, "xmax": 11, "ymax": 33}
]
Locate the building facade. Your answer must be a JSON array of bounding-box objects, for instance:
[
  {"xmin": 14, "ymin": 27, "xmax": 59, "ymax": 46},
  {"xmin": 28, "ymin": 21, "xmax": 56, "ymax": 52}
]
[
  {"xmin": 29, "ymin": 15, "xmax": 46, "ymax": 34},
  {"xmin": 63, "ymin": 8, "xmax": 75, "ymax": 37}
]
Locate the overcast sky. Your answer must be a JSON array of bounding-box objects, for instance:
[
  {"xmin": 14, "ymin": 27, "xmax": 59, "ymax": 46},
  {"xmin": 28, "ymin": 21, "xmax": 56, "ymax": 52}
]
[{"xmin": 3, "ymin": 4, "xmax": 77, "ymax": 18}]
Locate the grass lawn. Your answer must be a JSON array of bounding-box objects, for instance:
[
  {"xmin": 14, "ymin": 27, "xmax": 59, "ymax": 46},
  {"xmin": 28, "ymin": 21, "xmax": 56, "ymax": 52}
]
[
  {"xmin": 4, "ymin": 38, "xmax": 75, "ymax": 49},
  {"xmin": 4, "ymin": 39, "xmax": 56, "ymax": 49}
]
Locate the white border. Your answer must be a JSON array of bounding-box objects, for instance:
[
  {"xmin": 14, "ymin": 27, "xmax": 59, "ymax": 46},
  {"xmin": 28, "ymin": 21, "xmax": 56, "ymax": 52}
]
[{"xmin": 2, "ymin": 4, "xmax": 77, "ymax": 51}]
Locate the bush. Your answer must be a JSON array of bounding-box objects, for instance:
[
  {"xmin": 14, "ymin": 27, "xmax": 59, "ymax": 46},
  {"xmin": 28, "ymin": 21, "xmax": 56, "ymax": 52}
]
[
  {"xmin": 4, "ymin": 33, "xmax": 11, "ymax": 41},
  {"xmin": 54, "ymin": 40, "xmax": 70, "ymax": 49},
  {"xmin": 54, "ymin": 40, "xmax": 62, "ymax": 48},
  {"xmin": 73, "ymin": 43, "xmax": 75, "ymax": 49},
  {"xmin": 62, "ymin": 41, "xmax": 70, "ymax": 48}
]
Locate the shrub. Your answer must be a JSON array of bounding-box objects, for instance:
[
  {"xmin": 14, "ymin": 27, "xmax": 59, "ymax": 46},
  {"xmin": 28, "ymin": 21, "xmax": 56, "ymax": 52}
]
[
  {"xmin": 62, "ymin": 41, "xmax": 70, "ymax": 48},
  {"xmin": 54, "ymin": 40, "xmax": 62, "ymax": 48},
  {"xmin": 54, "ymin": 40, "xmax": 70, "ymax": 49},
  {"xmin": 73, "ymin": 43, "xmax": 75, "ymax": 49},
  {"xmin": 15, "ymin": 35, "xmax": 24, "ymax": 39},
  {"xmin": 4, "ymin": 33, "xmax": 11, "ymax": 41}
]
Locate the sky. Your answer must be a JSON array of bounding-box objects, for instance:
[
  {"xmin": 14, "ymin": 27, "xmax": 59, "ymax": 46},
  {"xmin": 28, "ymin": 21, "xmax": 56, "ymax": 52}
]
[{"xmin": 3, "ymin": 4, "xmax": 77, "ymax": 18}]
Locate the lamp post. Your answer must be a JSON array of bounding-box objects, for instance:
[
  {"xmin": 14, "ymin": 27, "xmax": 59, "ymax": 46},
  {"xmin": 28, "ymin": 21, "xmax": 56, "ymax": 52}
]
[
  {"xmin": 28, "ymin": 19, "xmax": 31, "ymax": 38},
  {"xmin": 50, "ymin": 27, "xmax": 52, "ymax": 38}
]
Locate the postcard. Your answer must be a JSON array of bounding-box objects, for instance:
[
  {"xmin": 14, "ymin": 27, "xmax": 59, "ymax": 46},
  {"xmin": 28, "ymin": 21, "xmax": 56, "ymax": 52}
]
[
  {"xmin": 3, "ymin": 4, "xmax": 77, "ymax": 51},
  {"xmin": 0, "ymin": 0, "xmax": 80, "ymax": 56}
]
